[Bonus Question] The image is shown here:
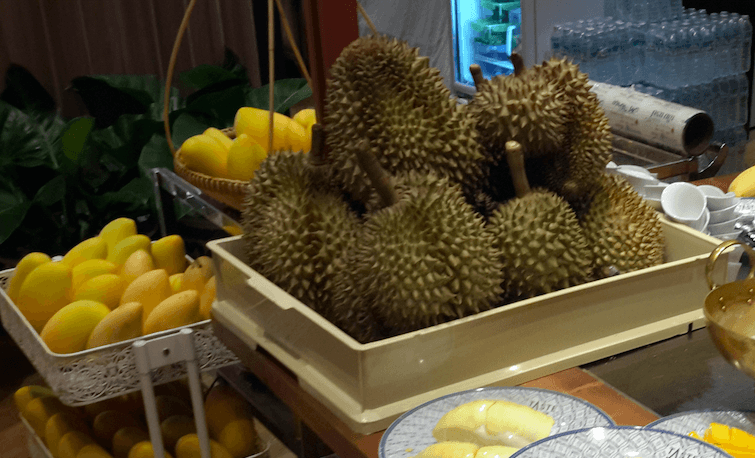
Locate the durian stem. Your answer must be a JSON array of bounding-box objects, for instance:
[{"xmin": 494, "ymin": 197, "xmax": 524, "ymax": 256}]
[
  {"xmin": 505, "ymin": 140, "xmax": 532, "ymax": 198},
  {"xmin": 510, "ymin": 52, "xmax": 525, "ymax": 76},
  {"xmin": 308, "ymin": 124, "xmax": 327, "ymax": 167},
  {"xmin": 469, "ymin": 64, "xmax": 486, "ymax": 90},
  {"xmin": 354, "ymin": 141, "xmax": 398, "ymax": 208}
]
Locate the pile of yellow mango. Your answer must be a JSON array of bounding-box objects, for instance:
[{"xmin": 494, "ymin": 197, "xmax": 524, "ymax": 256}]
[
  {"xmin": 180, "ymin": 107, "xmax": 316, "ymax": 181},
  {"xmin": 7, "ymin": 217, "xmax": 217, "ymax": 354},
  {"xmin": 16, "ymin": 380, "xmax": 262, "ymax": 458},
  {"xmin": 691, "ymin": 423, "xmax": 755, "ymax": 457}
]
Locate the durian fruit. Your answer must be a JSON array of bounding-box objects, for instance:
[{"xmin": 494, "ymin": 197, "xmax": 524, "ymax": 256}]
[
  {"xmin": 241, "ymin": 127, "xmax": 361, "ymax": 320},
  {"xmin": 487, "ymin": 141, "xmax": 593, "ymax": 302},
  {"xmin": 334, "ymin": 147, "xmax": 504, "ymax": 335},
  {"xmin": 579, "ymin": 173, "xmax": 665, "ymax": 277},
  {"xmin": 466, "ymin": 66, "xmax": 569, "ymax": 162},
  {"xmin": 525, "ymin": 58, "xmax": 613, "ymax": 204},
  {"xmin": 324, "ymin": 35, "xmax": 488, "ymax": 209}
]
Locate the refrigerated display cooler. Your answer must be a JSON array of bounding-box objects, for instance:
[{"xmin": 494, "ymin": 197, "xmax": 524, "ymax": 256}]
[{"xmin": 450, "ymin": 0, "xmax": 604, "ymax": 96}]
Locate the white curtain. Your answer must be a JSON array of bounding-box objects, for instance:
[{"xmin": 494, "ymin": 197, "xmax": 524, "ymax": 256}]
[{"xmin": 357, "ymin": 0, "xmax": 454, "ymax": 89}]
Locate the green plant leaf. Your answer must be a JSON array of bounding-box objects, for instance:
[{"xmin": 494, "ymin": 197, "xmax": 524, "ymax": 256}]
[
  {"xmin": 32, "ymin": 175, "xmax": 66, "ymax": 206},
  {"xmin": 244, "ymin": 79, "xmax": 312, "ymax": 114},
  {"xmin": 185, "ymin": 84, "xmax": 246, "ymax": 128},
  {"xmin": 0, "ymin": 180, "xmax": 31, "ymax": 245},
  {"xmin": 61, "ymin": 117, "xmax": 95, "ymax": 162},
  {"xmin": 0, "ymin": 64, "xmax": 56, "ymax": 113},
  {"xmin": 171, "ymin": 112, "xmax": 209, "ymax": 148},
  {"xmin": 180, "ymin": 64, "xmax": 247, "ymax": 91},
  {"xmin": 138, "ymin": 134, "xmax": 174, "ymax": 177},
  {"xmin": 91, "ymin": 177, "xmax": 154, "ymax": 211}
]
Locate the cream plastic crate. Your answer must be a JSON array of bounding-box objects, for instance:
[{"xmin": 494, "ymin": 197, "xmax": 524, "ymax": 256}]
[
  {"xmin": 0, "ymin": 270, "xmax": 239, "ymax": 406},
  {"xmin": 208, "ymin": 217, "xmax": 729, "ymax": 435},
  {"xmin": 21, "ymin": 415, "xmax": 52, "ymax": 458}
]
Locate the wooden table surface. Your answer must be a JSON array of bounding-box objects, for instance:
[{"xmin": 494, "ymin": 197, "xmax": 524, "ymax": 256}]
[{"xmin": 213, "ymin": 322, "xmax": 660, "ymax": 458}]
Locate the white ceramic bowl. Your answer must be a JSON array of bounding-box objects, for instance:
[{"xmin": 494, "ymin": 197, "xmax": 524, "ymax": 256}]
[
  {"xmin": 707, "ymin": 192, "xmax": 739, "ymax": 211},
  {"xmin": 698, "ymin": 184, "xmax": 726, "ymax": 198},
  {"xmin": 708, "ymin": 203, "xmax": 739, "ymax": 225},
  {"xmin": 616, "ymin": 164, "xmax": 659, "ymax": 179},
  {"xmin": 642, "ymin": 183, "xmax": 669, "ymax": 200},
  {"xmin": 707, "ymin": 216, "xmax": 741, "ymax": 235},
  {"xmin": 661, "ymin": 182, "xmax": 707, "ymax": 225},
  {"xmin": 690, "ymin": 208, "xmax": 710, "ymax": 233}
]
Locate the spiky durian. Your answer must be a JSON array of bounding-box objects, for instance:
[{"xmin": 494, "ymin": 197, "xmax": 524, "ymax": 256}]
[
  {"xmin": 580, "ymin": 173, "xmax": 665, "ymax": 277},
  {"xmin": 487, "ymin": 141, "xmax": 593, "ymax": 302},
  {"xmin": 324, "ymin": 34, "xmax": 488, "ymax": 208},
  {"xmin": 241, "ymin": 147, "xmax": 360, "ymax": 320},
  {"xmin": 466, "ymin": 70, "xmax": 569, "ymax": 161},
  {"xmin": 335, "ymin": 166, "xmax": 504, "ymax": 335}
]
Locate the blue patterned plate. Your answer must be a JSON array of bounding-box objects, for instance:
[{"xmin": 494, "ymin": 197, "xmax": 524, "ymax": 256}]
[
  {"xmin": 645, "ymin": 409, "xmax": 755, "ymax": 437},
  {"xmin": 378, "ymin": 387, "xmax": 614, "ymax": 458},
  {"xmin": 510, "ymin": 426, "xmax": 732, "ymax": 457}
]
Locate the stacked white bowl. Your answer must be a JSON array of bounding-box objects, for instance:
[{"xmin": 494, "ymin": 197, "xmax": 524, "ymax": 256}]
[{"xmin": 698, "ymin": 185, "xmax": 741, "ymax": 240}]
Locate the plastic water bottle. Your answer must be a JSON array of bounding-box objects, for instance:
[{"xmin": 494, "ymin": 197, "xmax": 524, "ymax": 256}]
[
  {"xmin": 737, "ymin": 73, "xmax": 749, "ymax": 126},
  {"xmin": 739, "ymin": 15, "xmax": 752, "ymax": 72}
]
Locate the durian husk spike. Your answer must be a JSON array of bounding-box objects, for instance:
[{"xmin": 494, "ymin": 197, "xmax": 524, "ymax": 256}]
[
  {"xmin": 510, "ymin": 52, "xmax": 525, "ymax": 76},
  {"xmin": 504, "ymin": 140, "xmax": 531, "ymax": 198},
  {"xmin": 354, "ymin": 140, "xmax": 398, "ymax": 208},
  {"xmin": 469, "ymin": 64, "xmax": 486, "ymax": 90}
]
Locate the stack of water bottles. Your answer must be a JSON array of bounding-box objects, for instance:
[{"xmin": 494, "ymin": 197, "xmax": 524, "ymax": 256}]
[{"xmin": 551, "ymin": 1, "xmax": 752, "ymax": 169}]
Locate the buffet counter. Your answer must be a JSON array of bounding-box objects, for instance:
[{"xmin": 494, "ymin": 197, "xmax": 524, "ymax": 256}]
[{"xmin": 212, "ymin": 320, "xmax": 748, "ymax": 458}]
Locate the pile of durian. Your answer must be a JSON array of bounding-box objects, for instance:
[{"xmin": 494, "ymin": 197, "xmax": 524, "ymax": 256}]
[{"xmin": 240, "ymin": 35, "xmax": 665, "ymax": 344}]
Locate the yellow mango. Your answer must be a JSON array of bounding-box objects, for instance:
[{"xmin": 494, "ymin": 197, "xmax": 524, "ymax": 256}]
[
  {"xmin": 40, "ymin": 300, "xmax": 111, "ymax": 354},
  {"xmin": 74, "ymin": 274, "xmax": 126, "ymax": 310},
  {"xmin": 199, "ymin": 276, "xmax": 217, "ymax": 321},
  {"xmin": 86, "ymin": 302, "xmax": 143, "ymax": 349},
  {"xmin": 45, "ymin": 412, "xmax": 90, "ymax": 458},
  {"xmin": 292, "ymin": 108, "xmax": 316, "ymax": 130},
  {"xmin": 111, "ymin": 427, "xmax": 149, "ymax": 458},
  {"xmin": 76, "ymin": 444, "xmax": 114, "ymax": 458},
  {"xmin": 225, "ymin": 134, "xmax": 267, "ymax": 181},
  {"xmin": 72, "ymin": 259, "xmax": 119, "ymax": 294},
  {"xmin": 13, "ymin": 385, "xmax": 54, "ymax": 413},
  {"xmin": 180, "ymin": 134, "xmax": 229, "ymax": 178},
  {"xmin": 22, "ymin": 395, "xmax": 69, "ymax": 437},
  {"xmin": 285, "ymin": 119, "xmax": 310, "ymax": 153},
  {"xmin": 169, "ymin": 273, "xmax": 184, "ymax": 294},
  {"xmin": 143, "ymin": 290, "xmax": 200, "ymax": 335},
  {"xmin": 203, "ymin": 127, "xmax": 233, "ymax": 151},
  {"xmin": 61, "ymin": 237, "xmax": 108, "ymax": 268},
  {"xmin": 204, "ymin": 384, "xmax": 255, "ymax": 439},
  {"xmin": 175, "ymin": 434, "xmax": 233, "ymax": 458},
  {"xmin": 150, "ymin": 235, "xmax": 187, "ymax": 276},
  {"xmin": 82, "ymin": 393, "xmax": 142, "ymax": 419},
  {"xmin": 181, "ymin": 256, "xmax": 214, "ymax": 295},
  {"xmin": 234, "ymin": 107, "xmax": 297, "ymax": 153},
  {"xmin": 92, "ymin": 410, "xmax": 141, "ymax": 449},
  {"xmin": 155, "ymin": 395, "xmax": 192, "ymax": 421},
  {"xmin": 121, "ymin": 249, "xmax": 155, "ymax": 285},
  {"xmin": 127, "ymin": 441, "xmax": 174, "ymax": 458},
  {"xmin": 120, "ymin": 269, "xmax": 172, "ymax": 328},
  {"xmin": 161, "ymin": 415, "xmax": 196, "ymax": 452},
  {"xmin": 7, "ymin": 252, "xmax": 52, "ymax": 302},
  {"xmin": 217, "ymin": 418, "xmax": 259, "ymax": 458},
  {"xmin": 58, "ymin": 431, "xmax": 95, "ymax": 458},
  {"xmin": 99, "ymin": 218, "xmax": 137, "ymax": 259},
  {"xmin": 107, "ymin": 235, "xmax": 152, "ymax": 267},
  {"xmin": 15, "ymin": 261, "xmax": 73, "ymax": 332}
]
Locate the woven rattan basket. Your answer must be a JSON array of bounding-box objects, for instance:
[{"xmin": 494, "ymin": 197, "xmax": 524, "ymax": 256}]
[{"xmin": 172, "ymin": 127, "xmax": 249, "ymax": 210}]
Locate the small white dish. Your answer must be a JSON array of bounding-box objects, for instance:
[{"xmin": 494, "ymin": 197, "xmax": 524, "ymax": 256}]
[
  {"xmin": 616, "ymin": 167, "xmax": 660, "ymax": 190},
  {"xmin": 697, "ymin": 184, "xmax": 726, "ymax": 198},
  {"xmin": 605, "ymin": 161, "xmax": 618, "ymax": 172},
  {"xmin": 642, "ymin": 183, "xmax": 669, "ymax": 200},
  {"xmin": 707, "ymin": 217, "xmax": 740, "ymax": 235},
  {"xmin": 661, "ymin": 182, "xmax": 707, "ymax": 225},
  {"xmin": 645, "ymin": 409, "xmax": 755, "ymax": 438},
  {"xmin": 690, "ymin": 208, "xmax": 710, "ymax": 233},
  {"xmin": 708, "ymin": 203, "xmax": 739, "ymax": 224},
  {"xmin": 707, "ymin": 192, "xmax": 739, "ymax": 211},
  {"xmin": 616, "ymin": 164, "xmax": 659, "ymax": 179}
]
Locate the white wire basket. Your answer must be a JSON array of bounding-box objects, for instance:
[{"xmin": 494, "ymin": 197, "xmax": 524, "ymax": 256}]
[{"xmin": 0, "ymin": 268, "xmax": 239, "ymax": 406}]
